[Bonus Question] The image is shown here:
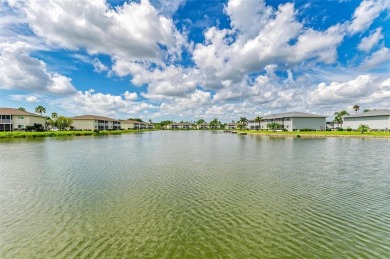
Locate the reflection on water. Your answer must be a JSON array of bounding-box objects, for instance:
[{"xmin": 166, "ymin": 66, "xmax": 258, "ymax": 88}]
[{"xmin": 1, "ymin": 131, "xmax": 389, "ymax": 258}]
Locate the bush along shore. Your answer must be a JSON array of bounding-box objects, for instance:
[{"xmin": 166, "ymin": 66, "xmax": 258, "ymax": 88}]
[
  {"xmin": 233, "ymin": 130, "xmax": 390, "ymax": 138},
  {"xmin": 0, "ymin": 129, "xmax": 153, "ymax": 139}
]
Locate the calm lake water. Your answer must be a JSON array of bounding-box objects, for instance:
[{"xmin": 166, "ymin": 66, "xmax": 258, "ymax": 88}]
[{"xmin": 1, "ymin": 131, "xmax": 389, "ymax": 258}]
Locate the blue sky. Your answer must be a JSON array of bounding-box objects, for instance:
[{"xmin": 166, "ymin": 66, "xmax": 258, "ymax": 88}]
[{"xmin": 0, "ymin": 0, "xmax": 389, "ymax": 122}]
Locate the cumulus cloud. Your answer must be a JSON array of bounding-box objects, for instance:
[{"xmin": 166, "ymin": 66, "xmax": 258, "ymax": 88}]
[
  {"xmin": 0, "ymin": 41, "xmax": 76, "ymax": 94},
  {"xmin": 8, "ymin": 0, "xmax": 185, "ymax": 62},
  {"xmin": 123, "ymin": 91, "xmax": 138, "ymax": 101},
  {"xmin": 359, "ymin": 47, "xmax": 390, "ymax": 69},
  {"xmin": 308, "ymin": 75, "xmax": 390, "ymax": 106}
]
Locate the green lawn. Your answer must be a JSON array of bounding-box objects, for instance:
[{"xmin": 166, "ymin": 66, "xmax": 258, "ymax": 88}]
[
  {"xmin": 0, "ymin": 129, "xmax": 152, "ymax": 139},
  {"xmin": 235, "ymin": 130, "xmax": 390, "ymax": 137}
]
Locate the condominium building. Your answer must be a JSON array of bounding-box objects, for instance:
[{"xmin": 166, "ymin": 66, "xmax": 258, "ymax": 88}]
[
  {"xmin": 247, "ymin": 112, "xmax": 326, "ymax": 131},
  {"xmin": 343, "ymin": 109, "xmax": 390, "ymax": 130},
  {"xmin": 0, "ymin": 108, "xmax": 47, "ymax": 131},
  {"xmin": 70, "ymin": 115, "xmax": 120, "ymax": 130},
  {"xmin": 197, "ymin": 123, "xmax": 209, "ymax": 129},
  {"xmin": 166, "ymin": 123, "xmax": 191, "ymax": 129}
]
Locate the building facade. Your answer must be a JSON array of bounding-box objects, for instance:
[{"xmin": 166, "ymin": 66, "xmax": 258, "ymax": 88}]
[
  {"xmin": 0, "ymin": 108, "xmax": 47, "ymax": 131},
  {"xmin": 343, "ymin": 109, "xmax": 390, "ymax": 130},
  {"xmin": 166, "ymin": 123, "xmax": 191, "ymax": 129},
  {"xmin": 197, "ymin": 123, "xmax": 209, "ymax": 129},
  {"xmin": 247, "ymin": 112, "xmax": 326, "ymax": 131},
  {"xmin": 70, "ymin": 115, "xmax": 120, "ymax": 130}
]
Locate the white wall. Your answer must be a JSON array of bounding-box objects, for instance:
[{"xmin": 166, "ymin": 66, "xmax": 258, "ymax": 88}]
[
  {"xmin": 72, "ymin": 120, "xmax": 96, "ymax": 130},
  {"xmin": 343, "ymin": 116, "xmax": 390, "ymax": 130},
  {"xmin": 291, "ymin": 117, "xmax": 326, "ymax": 131}
]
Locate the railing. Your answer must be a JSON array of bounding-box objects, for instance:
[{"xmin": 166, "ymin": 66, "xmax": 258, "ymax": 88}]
[{"xmin": 0, "ymin": 119, "xmax": 12, "ymax": 123}]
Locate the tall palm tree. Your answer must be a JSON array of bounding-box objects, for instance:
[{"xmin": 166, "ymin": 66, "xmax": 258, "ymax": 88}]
[
  {"xmin": 51, "ymin": 112, "xmax": 58, "ymax": 119},
  {"xmin": 353, "ymin": 105, "xmax": 360, "ymax": 114},
  {"xmin": 334, "ymin": 110, "xmax": 349, "ymax": 128},
  {"xmin": 35, "ymin": 105, "xmax": 46, "ymax": 116},
  {"xmin": 254, "ymin": 116, "xmax": 262, "ymax": 130},
  {"xmin": 17, "ymin": 107, "xmax": 26, "ymax": 111},
  {"xmin": 239, "ymin": 117, "xmax": 248, "ymax": 130}
]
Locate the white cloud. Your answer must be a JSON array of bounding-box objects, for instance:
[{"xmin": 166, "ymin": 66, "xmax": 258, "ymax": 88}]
[
  {"xmin": 93, "ymin": 58, "xmax": 108, "ymax": 73},
  {"xmin": 348, "ymin": 0, "xmax": 389, "ymax": 35},
  {"xmin": 0, "ymin": 41, "xmax": 76, "ymax": 94},
  {"xmin": 358, "ymin": 28, "xmax": 383, "ymax": 52},
  {"xmin": 123, "ymin": 91, "xmax": 138, "ymax": 100},
  {"xmin": 360, "ymin": 47, "xmax": 390, "ymax": 69},
  {"xmin": 9, "ymin": 94, "xmax": 40, "ymax": 102},
  {"xmin": 9, "ymin": 0, "xmax": 185, "ymax": 62},
  {"xmin": 308, "ymin": 74, "xmax": 390, "ymax": 105}
]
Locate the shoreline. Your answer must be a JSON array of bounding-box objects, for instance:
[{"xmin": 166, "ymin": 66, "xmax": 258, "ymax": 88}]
[
  {"xmin": 233, "ymin": 130, "xmax": 390, "ymax": 139},
  {"xmin": 0, "ymin": 129, "xmax": 153, "ymax": 139}
]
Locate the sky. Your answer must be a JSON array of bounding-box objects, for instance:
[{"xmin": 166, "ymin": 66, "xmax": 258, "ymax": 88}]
[{"xmin": 0, "ymin": 0, "xmax": 389, "ymax": 122}]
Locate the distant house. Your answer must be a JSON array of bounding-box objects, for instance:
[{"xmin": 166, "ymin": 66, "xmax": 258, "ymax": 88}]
[
  {"xmin": 197, "ymin": 123, "xmax": 209, "ymax": 129},
  {"xmin": 225, "ymin": 123, "xmax": 240, "ymax": 130},
  {"xmin": 0, "ymin": 108, "xmax": 47, "ymax": 131},
  {"xmin": 70, "ymin": 115, "xmax": 120, "ymax": 130},
  {"xmin": 120, "ymin": 120, "xmax": 142, "ymax": 129},
  {"xmin": 166, "ymin": 123, "xmax": 191, "ymax": 129},
  {"xmin": 247, "ymin": 112, "xmax": 326, "ymax": 131},
  {"xmin": 343, "ymin": 109, "xmax": 390, "ymax": 130},
  {"xmin": 141, "ymin": 122, "xmax": 154, "ymax": 129}
]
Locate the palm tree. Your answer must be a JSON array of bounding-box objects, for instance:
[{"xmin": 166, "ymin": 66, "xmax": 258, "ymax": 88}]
[
  {"xmin": 17, "ymin": 107, "xmax": 26, "ymax": 111},
  {"xmin": 353, "ymin": 105, "xmax": 360, "ymax": 114},
  {"xmin": 334, "ymin": 110, "xmax": 349, "ymax": 128},
  {"xmin": 254, "ymin": 116, "xmax": 262, "ymax": 130},
  {"xmin": 35, "ymin": 105, "xmax": 46, "ymax": 116},
  {"xmin": 239, "ymin": 117, "xmax": 248, "ymax": 130},
  {"xmin": 51, "ymin": 112, "xmax": 58, "ymax": 119}
]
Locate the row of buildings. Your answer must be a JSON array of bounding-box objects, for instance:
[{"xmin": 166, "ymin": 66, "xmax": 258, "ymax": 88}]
[{"xmin": 1, "ymin": 108, "xmax": 389, "ymax": 132}]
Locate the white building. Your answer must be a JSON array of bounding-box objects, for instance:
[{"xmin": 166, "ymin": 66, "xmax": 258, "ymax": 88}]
[
  {"xmin": 0, "ymin": 108, "xmax": 47, "ymax": 131},
  {"xmin": 247, "ymin": 112, "xmax": 326, "ymax": 131},
  {"xmin": 166, "ymin": 123, "xmax": 191, "ymax": 129},
  {"xmin": 343, "ymin": 109, "xmax": 390, "ymax": 130}
]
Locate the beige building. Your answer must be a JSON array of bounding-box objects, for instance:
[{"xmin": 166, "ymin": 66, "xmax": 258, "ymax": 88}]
[
  {"xmin": 0, "ymin": 108, "xmax": 47, "ymax": 131},
  {"xmin": 166, "ymin": 123, "xmax": 191, "ymax": 129},
  {"xmin": 70, "ymin": 115, "xmax": 120, "ymax": 130},
  {"xmin": 120, "ymin": 120, "xmax": 142, "ymax": 129},
  {"xmin": 197, "ymin": 123, "xmax": 209, "ymax": 129},
  {"xmin": 225, "ymin": 123, "xmax": 240, "ymax": 130}
]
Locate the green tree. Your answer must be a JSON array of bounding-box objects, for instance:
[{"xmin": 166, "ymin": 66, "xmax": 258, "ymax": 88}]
[
  {"xmin": 254, "ymin": 116, "xmax": 262, "ymax": 130},
  {"xmin": 357, "ymin": 124, "xmax": 370, "ymax": 134},
  {"xmin": 334, "ymin": 110, "xmax": 349, "ymax": 128},
  {"xmin": 196, "ymin": 119, "xmax": 205, "ymax": 125},
  {"xmin": 363, "ymin": 109, "xmax": 371, "ymax": 113},
  {"xmin": 17, "ymin": 107, "xmax": 26, "ymax": 111},
  {"xmin": 35, "ymin": 105, "xmax": 46, "ymax": 116},
  {"xmin": 55, "ymin": 116, "xmax": 73, "ymax": 130},
  {"xmin": 239, "ymin": 117, "xmax": 248, "ymax": 130},
  {"xmin": 128, "ymin": 118, "xmax": 143, "ymax": 122},
  {"xmin": 51, "ymin": 112, "xmax": 58, "ymax": 119},
  {"xmin": 267, "ymin": 122, "xmax": 282, "ymax": 130},
  {"xmin": 353, "ymin": 105, "xmax": 360, "ymax": 114}
]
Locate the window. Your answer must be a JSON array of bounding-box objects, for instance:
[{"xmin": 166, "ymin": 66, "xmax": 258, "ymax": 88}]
[
  {"xmin": 18, "ymin": 125, "xmax": 24, "ymax": 128},
  {"xmin": 18, "ymin": 116, "xmax": 24, "ymax": 119}
]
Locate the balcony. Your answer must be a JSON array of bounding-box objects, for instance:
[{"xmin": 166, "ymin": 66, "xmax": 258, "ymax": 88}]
[{"xmin": 0, "ymin": 119, "xmax": 12, "ymax": 123}]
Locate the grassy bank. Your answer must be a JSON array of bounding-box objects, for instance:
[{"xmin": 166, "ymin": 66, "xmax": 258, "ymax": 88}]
[
  {"xmin": 0, "ymin": 129, "xmax": 152, "ymax": 139},
  {"xmin": 234, "ymin": 130, "xmax": 390, "ymax": 138}
]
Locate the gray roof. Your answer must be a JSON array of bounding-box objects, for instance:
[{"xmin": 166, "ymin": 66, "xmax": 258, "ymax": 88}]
[
  {"xmin": 344, "ymin": 109, "xmax": 390, "ymax": 118},
  {"xmin": 262, "ymin": 112, "xmax": 326, "ymax": 119}
]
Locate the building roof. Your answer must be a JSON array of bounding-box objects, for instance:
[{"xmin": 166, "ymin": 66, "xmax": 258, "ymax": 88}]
[
  {"xmin": 0, "ymin": 108, "xmax": 45, "ymax": 117},
  {"xmin": 198, "ymin": 123, "xmax": 209, "ymax": 125},
  {"xmin": 69, "ymin": 115, "xmax": 117, "ymax": 121},
  {"xmin": 262, "ymin": 112, "xmax": 326, "ymax": 119},
  {"xmin": 343, "ymin": 109, "xmax": 390, "ymax": 118},
  {"xmin": 120, "ymin": 120, "xmax": 142, "ymax": 124}
]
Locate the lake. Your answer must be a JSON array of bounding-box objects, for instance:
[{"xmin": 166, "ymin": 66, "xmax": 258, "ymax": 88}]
[{"xmin": 1, "ymin": 131, "xmax": 389, "ymax": 258}]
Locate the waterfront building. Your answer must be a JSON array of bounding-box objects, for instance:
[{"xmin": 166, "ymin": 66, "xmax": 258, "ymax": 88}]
[
  {"xmin": 343, "ymin": 109, "xmax": 390, "ymax": 130},
  {"xmin": 247, "ymin": 112, "xmax": 326, "ymax": 131},
  {"xmin": 166, "ymin": 123, "xmax": 191, "ymax": 129},
  {"xmin": 0, "ymin": 108, "xmax": 47, "ymax": 131},
  {"xmin": 225, "ymin": 123, "xmax": 240, "ymax": 130},
  {"xmin": 197, "ymin": 123, "xmax": 209, "ymax": 129},
  {"xmin": 120, "ymin": 120, "xmax": 142, "ymax": 129},
  {"xmin": 70, "ymin": 115, "xmax": 120, "ymax": 130}
]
